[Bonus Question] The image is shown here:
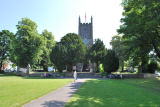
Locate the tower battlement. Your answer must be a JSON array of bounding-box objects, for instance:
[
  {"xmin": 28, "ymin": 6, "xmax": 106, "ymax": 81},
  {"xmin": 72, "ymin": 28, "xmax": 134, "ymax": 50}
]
[{"xmin": 78, "ymin": 16, "xmax": 93, "ymax": 47}]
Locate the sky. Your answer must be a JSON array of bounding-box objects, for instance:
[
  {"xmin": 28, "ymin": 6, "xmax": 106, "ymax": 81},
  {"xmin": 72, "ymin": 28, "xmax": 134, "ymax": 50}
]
[{"xmin": 0, "ymin": 0, "xmax": 123, "ymax": 48}]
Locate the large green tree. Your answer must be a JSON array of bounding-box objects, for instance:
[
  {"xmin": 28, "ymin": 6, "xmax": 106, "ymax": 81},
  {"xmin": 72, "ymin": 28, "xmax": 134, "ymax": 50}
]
[
  {"xmin": 39, "ymin": 30, "xmax": 55, "ymax": 71},
  {"xmin": 60, "ymin": 33, "xmax": 86, "ymax": 71},
  {"xmin": 119, "ymin": 0, "xmax": 160, "ymax": 58},
  {"xmin": 89, "ymin": 39, "xmax": 106, "ymax": 72},
  {"xmin": 103, "ymin": 49, "xmax": 119, "ymax": 74},
  {"xmin": 110, "ymin": 35, "xmax": 127, "ymax": 71},
  {"xmin": 50, "ymin": 42, "xmax": 67, "ymax": 72},
  {"xmin": 0, "ymin": 30, "xmax": 14, "ymax": 72},
  {"xmin": 10, "ymin": 18, "xmax": 44, "ymax": 68},
  {"xmin": 118, "ymin": 0, "xmax": 160, "ymax": 71}
]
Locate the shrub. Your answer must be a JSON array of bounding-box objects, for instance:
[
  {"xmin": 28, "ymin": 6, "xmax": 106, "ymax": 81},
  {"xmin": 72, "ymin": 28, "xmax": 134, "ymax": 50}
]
[
  {"xmin": 101, "ymin": 72, "xmax": 107, "ymax": 76},
  {"xmin": 103, "ymin": 49, "xmax": 119, "ymax": 74},
  {"xmin": 99, "ymin": 64, "xmax": 104, "ymax": 72}
]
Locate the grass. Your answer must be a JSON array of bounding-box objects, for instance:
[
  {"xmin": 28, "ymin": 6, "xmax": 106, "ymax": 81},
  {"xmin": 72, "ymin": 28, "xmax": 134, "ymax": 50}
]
[
  {"xmin": 0, "ymin": 74, "xmax": 72, "ymax": 107},
  {"xmin": 66, "ymin": 78, "xmax": 160, "ymax": 107}
]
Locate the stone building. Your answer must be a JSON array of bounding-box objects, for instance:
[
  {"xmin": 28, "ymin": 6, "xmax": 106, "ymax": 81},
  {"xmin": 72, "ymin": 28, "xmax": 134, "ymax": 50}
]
[
  {"xmin": 78, "ymin": 16, "xmax": 93, "ymax": 47},
  {"xmin": 76, "ymin": 16, "xmax": 94, "ymax": 72}
]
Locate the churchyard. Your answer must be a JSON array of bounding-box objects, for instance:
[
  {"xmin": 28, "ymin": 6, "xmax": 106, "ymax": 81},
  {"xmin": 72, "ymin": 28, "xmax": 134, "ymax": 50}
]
[
  {"xmin": 1, "ymin": 0, "xmax": 160, "ymax": 107},
  {"xmin": 1, "ymin": 73, "xmax": 160, "ymax": 107},
  {"xmin": 0, "ymin": 74, "xmax": 72, "ymax": 107},
  {"xmin": 66, "ymin": 78, "xmax": 160, "ymax": 107}
]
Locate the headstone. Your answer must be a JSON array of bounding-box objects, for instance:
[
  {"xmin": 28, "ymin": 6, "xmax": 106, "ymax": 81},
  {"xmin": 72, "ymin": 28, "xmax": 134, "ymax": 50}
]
[{"xmin": 73, "ymin": 66, "xmax": 76, "ymax": 71}]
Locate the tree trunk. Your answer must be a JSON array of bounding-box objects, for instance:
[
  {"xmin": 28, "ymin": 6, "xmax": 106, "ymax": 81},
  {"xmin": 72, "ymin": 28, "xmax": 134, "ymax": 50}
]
[
  {"xmin": 122, "ymin": 61, "xmax": 124, "ymax": 72},
  {"xmin": 121, "ymin": 64, "xmax": 124, "ymax": 72},
  {"xmin": 0, "ymin": 61, "xmax": 3, "ymax": 73},
  {"xmin": 0, "ymin": 52, "xmax": 5, "ymax": 73},
  {"xmin": 141, "ymin": 57, "xmax": 148, "ymax": 73},
  {"xmin": 54, "ymin": 67, "xmax": 56, "ymax": 72},
  {"xmin": 43, "ymin": 65, "xmax": 48, "ymax": 72},
  {"xmin": 97, "ymin": 62, "xmax": 99, "ymax": 73},
  {"xmin": 17, "ymin": 66, "xmax": 20, "ymax": 72},
  {"xmin": 138, "ymin": 66, "xmax": 142, "ymax": 74},
  {"xmin": 27, "ymin": 65, "xmax": 30, "ymax": 76},
  {"xmin": 95, "ymin": 61, "xmax": 100, "ymax": 73}
]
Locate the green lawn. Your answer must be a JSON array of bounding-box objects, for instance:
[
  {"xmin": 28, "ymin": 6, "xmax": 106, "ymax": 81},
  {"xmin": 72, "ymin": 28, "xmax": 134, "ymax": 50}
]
[
  {"xmin": 0, "ymin": 74, "xmax": 72, "ymax": 107},
  {"xmin": 66, "ymin": 78, "xmax": 160, "ymax": 107}
]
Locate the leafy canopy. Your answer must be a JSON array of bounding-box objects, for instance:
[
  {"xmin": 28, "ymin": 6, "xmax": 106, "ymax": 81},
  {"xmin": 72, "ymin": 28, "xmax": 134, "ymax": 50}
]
[
  {"xmin": 0, "ymin": 30, "xmax": 14, "ymax": 72},
  {"xmin": 10, "ymin": 18, "xmax": 44, "ymax": 67}
]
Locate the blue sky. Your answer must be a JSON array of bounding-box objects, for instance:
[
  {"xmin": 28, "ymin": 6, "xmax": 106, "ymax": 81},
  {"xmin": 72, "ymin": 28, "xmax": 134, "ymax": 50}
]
[{"xmin": 0, "ymin": 0, "xmax": 123, "ymax": 48}]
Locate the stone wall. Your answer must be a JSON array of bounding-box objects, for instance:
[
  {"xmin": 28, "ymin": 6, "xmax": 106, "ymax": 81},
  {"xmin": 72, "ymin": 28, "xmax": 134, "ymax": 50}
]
[
  {"xmin": 29, "ymin": 72, "xmax": 101, "ymax": 78},
  {"xmin": 122, "ymin": 73, "xmax": 156, "ymax": 78}
]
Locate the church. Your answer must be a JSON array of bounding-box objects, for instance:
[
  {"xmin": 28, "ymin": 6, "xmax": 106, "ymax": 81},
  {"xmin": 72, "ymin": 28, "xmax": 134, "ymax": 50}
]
[
  {"xmin": 76, "ymin": 15, "xmax": 94, "ymax": 72},
  {"xmin": 78, "ymin": 16, "xmax": 93, "ymax": 47}
]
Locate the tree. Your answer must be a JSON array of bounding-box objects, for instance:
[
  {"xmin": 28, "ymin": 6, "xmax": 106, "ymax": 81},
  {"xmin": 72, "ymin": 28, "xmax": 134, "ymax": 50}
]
[
  {"xmin": 103, "ymin": 49, "xmax": 119, "ymax": 74},
  {"xmin": 110, "ymin": 35, "xmax": 125, "ymax": 71},
  {"xmin": 60, "ymin": 33, "xmax": 86, "ymax": 71},
  {"xmin": 40, "ymin": 30, "xmax": 55, "ymax": 71},
  {"xmin": 10, "ymin": 18, "xmax": 44, "ymax": 68},
  {"xmin": 147, "ymin": 61, "xmax": 158, "ymax": 73},
  {"xmin": 89, "ymin": 39, "xmax": 106, "ymax": 72},
  {"xmin": 117, "ymin": 0, "xmax": 160, "ymax": 72},
  {"xmin": 118, "ymin": 0, "xmax": 160, "ymax": 60},
  {"xmin": 50, "ymin": 42, "xmax": 67, "ymax": 72},
  {"xmin": 0, "ymin": 30, "xmax": 14, "ymax": 72}
]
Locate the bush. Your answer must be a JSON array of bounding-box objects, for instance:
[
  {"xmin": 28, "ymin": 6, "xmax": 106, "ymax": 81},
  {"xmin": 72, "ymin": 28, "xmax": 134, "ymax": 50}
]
[
  {"xmin": 147, "ymin": 61, "xmax": 158, "ymax": 73},
  {"xmin": 99, "ymin": 64, "xmax": 104, "ymax": 72},
  {"xmin": 103, "ymin": 49, "xmax": 119, "ymax": 74},
  {"xmin": 101, "ymin": 72, "xmax": 107, "ymax": 76}
]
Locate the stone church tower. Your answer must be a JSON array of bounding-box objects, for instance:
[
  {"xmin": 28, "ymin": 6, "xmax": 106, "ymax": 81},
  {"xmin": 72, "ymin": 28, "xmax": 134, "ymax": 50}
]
[{"xmin": 78, "ymin": 16, "xmax": 93, "ymax": 46}]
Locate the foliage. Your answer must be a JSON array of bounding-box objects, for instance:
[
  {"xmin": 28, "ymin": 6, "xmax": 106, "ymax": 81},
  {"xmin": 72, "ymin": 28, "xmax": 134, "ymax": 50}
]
[
  {"xmin": 66, "ymin": 79, "xmax": 160, "ymax": 107},
  {"xmin": 103, "ymin": 49, "xmax": 119, "ymax": 74},
  {"xmin": 0, "ymin": 30, "xmax": 14, "ymax": 72},
  {"xmin": 10, "ymin": 18, "xmax": 44, "ymax": 68},
  {"xmin": 39, "ymin": 30, "xmax": 55, "ymax": 71},
  {"xmin": 83, "ymin": 46, "xmax": 90, "ymax": 64},
  {"xmin": 110, "ymin": 35, "xmax": 125, "ymax": 71},
  {"xmin": 50, "ymin": 42, "xmax": 67, "ymax": 72},
  {"xmin": 147, "ymin": 61, "xmax": 158, "ymax": 73},
  {"xmin": 0, "ymin": 74, "xmax": 72, "ymax": 107},
  {"xmin": 101, "ymin": 71, "xmax": 107, "ymax": 76},
  {"xmin": 118, "ymin": 0, "xmax": 160, "ymax": 69},
  {"xmin": 88, "ymin": 39, "xmax": 106, "ymax": 72},
  {"xmin": 99, "ymin": 64, "xmax": 104, "ymax": 72},
  {"xmin": 60, "ymin": 33, "xmax": 86, "ymax": 71}
]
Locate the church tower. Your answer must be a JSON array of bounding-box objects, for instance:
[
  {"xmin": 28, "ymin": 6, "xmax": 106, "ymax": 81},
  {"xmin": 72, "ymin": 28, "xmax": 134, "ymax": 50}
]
[{"xmin": 78, "ymin": 15, "xmax": 93, "ymax": 46}]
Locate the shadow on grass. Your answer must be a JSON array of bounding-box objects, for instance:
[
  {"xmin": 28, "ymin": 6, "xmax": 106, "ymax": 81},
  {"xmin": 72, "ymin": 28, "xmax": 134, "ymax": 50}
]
[
  {"xmin": 0, "ymin": 73, "xmax": 16, "ymax": 77},
  {"xmin": 66, "ymin": 79, "xmax": 160, "ymax": 107},
  {"xmin": 0, "ymin": 73, "xmax": 72, "ymax": 80},
  {"xmin": 21, "ymin": 76, "xmax": 73, "ymax": 80}
]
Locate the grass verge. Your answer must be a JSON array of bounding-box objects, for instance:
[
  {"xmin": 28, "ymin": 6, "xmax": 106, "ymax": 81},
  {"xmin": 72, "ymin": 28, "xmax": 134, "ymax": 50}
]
[
  {"xmin": 0, "ymin": 74, "xmax": 72, "ymax": 107},
  {"xmin": 66, "ymin": 78, "xmax": 160, "ymax": 107}
]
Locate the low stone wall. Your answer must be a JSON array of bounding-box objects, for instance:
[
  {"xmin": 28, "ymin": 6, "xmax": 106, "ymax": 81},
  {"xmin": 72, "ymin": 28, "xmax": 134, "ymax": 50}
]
[
  {"xmin": 29, "ymin": 73, "xmax": 42, "ymax": 77},
  {"xmin": 17, "ymin": 72, "xmax": 156, "ymax": 79},
  {"xmin": 122, "ymin": 73, "xmax": 156, "ymax": 78},
  {"xmin": 16, "ymin": 72, "xmax": 27, "ymax": 76},
  {"xmin": 76, "ymin": 72, "xmax": 101, "ymax": 78},
  {"xmin": 143, "ymin": 73, "xmax": 156, "ymax": 78},
  {"xmin": 122, "ymin": 74, "xmax": 144, "ymax": 78},
  {"xmin": 29, "ymin": 72, "xmax": 101, "ymax": 78}
]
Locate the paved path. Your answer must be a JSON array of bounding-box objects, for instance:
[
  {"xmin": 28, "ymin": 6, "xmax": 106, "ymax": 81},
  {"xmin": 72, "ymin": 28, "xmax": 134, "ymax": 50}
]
[{"xmin": 22, "ymin": 79, "xmax": 88, "ymax": 107}]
